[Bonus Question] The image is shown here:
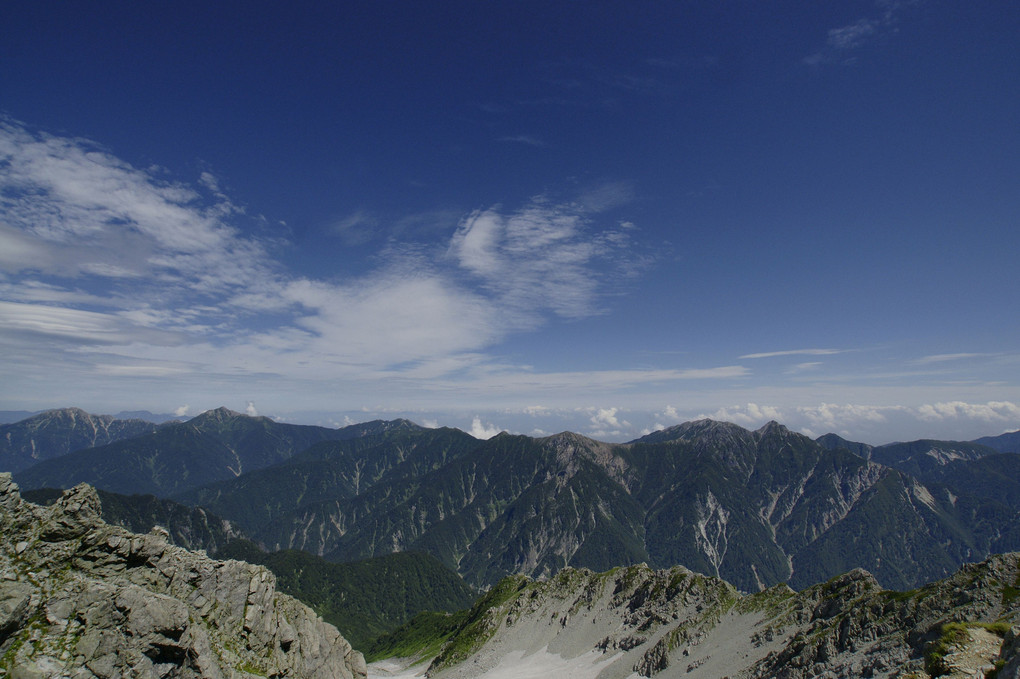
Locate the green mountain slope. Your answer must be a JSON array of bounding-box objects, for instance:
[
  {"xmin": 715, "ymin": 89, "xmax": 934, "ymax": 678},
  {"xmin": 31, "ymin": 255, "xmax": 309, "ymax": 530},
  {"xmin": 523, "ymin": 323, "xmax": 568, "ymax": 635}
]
[
  {"xmin": 21, "ymin": 410, "xmax": 1020, "ymax": 594},
  {"xmin": 814, "ymin": 432, "xmax": 874, "ymax": 458},
  {"xmin": 218, "ymin": 541, "xmax": 477, "ymax": 650},
  {"xmin": 177, "ymin": 418, "xmax": 1020, "ymax": 592},
  {"xmin": 395, "ymin": 555, "xmax": 1020, "ymax": 679},
  {"xmin": 176, "ymin": 425, "xmax": 475, "ymax": 533}
]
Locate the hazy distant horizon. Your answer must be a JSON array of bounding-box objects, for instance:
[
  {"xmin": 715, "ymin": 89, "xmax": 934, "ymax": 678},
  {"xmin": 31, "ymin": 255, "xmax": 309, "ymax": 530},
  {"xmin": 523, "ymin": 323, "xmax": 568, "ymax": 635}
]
[{"xmin": 4, "ymin": 401, "xmax": 1017, "ymax": 449}]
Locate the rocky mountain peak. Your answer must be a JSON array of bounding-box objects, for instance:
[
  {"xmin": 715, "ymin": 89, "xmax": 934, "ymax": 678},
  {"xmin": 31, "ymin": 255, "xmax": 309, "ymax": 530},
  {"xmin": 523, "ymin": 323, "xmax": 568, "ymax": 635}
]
[
  {"xmin": 630, "ymin": 418, "xmax": 753, "ymax": 446},
  {"xmin": 754, "ymin": 420, "xmax": 790, "ymax": 438},
  {"xmin": 540, "ymin": 431, "xmax": 626, "ymax": 481},
  {"xmin": 816, "ymin": 433, "xmax": 874, "ymax": 459},
  {"xmin": 190, "ymin": 406, "xmax": 243, "ymax": 423}
]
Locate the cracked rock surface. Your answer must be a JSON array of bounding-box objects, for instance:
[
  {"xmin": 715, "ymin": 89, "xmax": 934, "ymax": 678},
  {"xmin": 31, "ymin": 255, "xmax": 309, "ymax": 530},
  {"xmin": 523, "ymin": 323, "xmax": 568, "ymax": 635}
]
[{"xmin": 0, "ymin": 473, "xmax": 367, "ymax": 678}]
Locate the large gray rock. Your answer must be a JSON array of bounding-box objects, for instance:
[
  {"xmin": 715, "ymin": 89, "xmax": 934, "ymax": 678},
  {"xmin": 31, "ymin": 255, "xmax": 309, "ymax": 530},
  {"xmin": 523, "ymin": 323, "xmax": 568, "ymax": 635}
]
[{"xmin": 0, "ymin": 473, "xmax": 366, "ymax": 678}]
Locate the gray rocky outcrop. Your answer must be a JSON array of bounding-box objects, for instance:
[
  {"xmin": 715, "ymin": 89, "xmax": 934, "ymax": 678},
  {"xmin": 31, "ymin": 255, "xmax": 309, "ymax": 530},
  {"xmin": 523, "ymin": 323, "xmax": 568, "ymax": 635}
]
[{"xmin": 0, "ymin": 472, "xmax": 367, "ymax": 678}]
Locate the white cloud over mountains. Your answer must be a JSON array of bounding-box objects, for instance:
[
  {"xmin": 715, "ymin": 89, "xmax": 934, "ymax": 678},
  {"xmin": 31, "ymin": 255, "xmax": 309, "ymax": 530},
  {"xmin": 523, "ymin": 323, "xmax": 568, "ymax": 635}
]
[
  {"xmin": 2, "ymin": 119, "xmax": 1014, "ymax": 446},
  {"xmin": 686, "ymin": 400, "xmax": 1020, "ymax": 444},
  {"xmin": 1, "ymin": 119, "xmax": 710, "ymax": 408}
]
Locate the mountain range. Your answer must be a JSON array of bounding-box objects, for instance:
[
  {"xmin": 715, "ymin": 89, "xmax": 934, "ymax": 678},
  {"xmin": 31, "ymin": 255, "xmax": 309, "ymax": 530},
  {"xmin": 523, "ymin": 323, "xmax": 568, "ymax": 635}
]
[
  {"xmin": 8, "ymin": 470, "xmax": 1020, "ymax": 678},
  {"xmin": 7, "ymin": 407, "xmax": 418, "ymax": 496},
  {"xmin": 8, "ymin": 408, "xmax": 1020, "ymax": 595}
]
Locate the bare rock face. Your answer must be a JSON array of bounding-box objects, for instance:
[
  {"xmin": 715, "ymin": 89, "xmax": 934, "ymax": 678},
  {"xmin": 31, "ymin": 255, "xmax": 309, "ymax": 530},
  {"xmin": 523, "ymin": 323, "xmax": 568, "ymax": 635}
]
[{"xmin": 0, "ymin": 473, "xmax": 367, "ymax": 679}]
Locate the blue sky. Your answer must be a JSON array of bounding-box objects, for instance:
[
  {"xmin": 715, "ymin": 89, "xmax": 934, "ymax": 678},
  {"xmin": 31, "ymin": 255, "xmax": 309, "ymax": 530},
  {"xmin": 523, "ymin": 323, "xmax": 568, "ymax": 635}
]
[{"xmin": 1, "ymin": 1, "xmax": 1018, "ymax": 443}]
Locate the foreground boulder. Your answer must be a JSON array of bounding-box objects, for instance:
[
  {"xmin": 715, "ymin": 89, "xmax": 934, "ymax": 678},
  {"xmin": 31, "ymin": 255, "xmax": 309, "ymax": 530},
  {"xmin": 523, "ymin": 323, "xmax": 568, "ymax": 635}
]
[{"xmin": 0, "ymin": 473, "xmax": 367, "ymax": 678}]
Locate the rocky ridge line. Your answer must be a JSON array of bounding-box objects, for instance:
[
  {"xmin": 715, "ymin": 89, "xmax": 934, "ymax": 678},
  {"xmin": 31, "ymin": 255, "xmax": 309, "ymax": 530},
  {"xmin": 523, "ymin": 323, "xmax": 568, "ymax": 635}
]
[
  {"xmin": 0, "ymin": 472, "xmax": 367, "ymax": 679},
  {"xmin": 423, "ymin": 557, "xmax": 1020, "ymax": 679}
]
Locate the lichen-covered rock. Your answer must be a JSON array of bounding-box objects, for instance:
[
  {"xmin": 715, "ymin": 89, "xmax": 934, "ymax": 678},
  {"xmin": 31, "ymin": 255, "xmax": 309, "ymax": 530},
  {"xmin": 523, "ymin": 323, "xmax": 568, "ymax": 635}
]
[{"xmin": 0, "ymin": 473, "xmax": 366, "ymax": 678}]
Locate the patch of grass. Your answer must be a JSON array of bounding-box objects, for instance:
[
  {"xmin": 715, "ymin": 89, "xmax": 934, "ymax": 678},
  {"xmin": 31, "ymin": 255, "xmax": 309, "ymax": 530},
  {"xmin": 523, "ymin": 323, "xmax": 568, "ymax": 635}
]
[
  {"xmin": 364, "ymin": 609, "xmax": 470, "ymax": 663},
  {"xmin": 879, "ymin": 588, "xmax": 919, "ymax": 603},
  {"xmin": 736, "ymin": 583, "xmax": 794, "ymax": 615},
  {"xmin": 1001, "ymin": 573, "xmax": 1020, "ymax": 607},
  {"xmin": 428, "ymin": 575, "xmax": 530, "ymax": 671},
  {"xmin": 925, "ymin": 622, "xmax": 1010, "ymax": 677},
  {"xmin": 986, "ymin": 658, "xmax": 1007, "ymax": 679}
]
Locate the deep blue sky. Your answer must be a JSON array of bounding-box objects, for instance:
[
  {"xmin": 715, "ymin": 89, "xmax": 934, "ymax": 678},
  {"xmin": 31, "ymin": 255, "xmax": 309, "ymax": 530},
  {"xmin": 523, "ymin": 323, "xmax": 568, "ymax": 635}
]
[{"xmin": 2, "ymin": 1, "xmax": 1018, "ymax": 442}]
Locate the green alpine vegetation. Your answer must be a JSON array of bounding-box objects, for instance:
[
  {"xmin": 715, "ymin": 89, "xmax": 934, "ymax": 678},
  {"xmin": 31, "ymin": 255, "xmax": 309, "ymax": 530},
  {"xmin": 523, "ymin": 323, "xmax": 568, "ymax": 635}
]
[
  {"xmin": 217, "ymin": 540, "xmax": 477, "ymax": 650},
  {"xmin": 363, "ymin": 610, "xmax": 471, "ymax": 663}
]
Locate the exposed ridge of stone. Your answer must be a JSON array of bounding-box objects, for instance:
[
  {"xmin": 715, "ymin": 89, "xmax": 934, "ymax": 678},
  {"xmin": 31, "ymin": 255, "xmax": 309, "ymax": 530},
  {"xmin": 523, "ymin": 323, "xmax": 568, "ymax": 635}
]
[{"xmin": 0, "ymin": 472, "xmax": 366, "ymax": 679}]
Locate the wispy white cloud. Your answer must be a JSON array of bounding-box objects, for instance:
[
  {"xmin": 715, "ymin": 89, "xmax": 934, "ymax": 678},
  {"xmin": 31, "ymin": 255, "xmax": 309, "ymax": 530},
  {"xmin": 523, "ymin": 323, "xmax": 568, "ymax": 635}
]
[
  {"xmin": 451, "ymin": 366, "xmax": 749, "ymax": 396},
  {"xmin": 915, "ymin": 353, "xmax": 994, "ymax": 364},
  {"xmin": 0, "ymin": 119, "xmax": 656, "ymax": 407},
  {"xmin": 804, "ymin": 1, "xmax": 919, "ymax": 66},
  {"xmin": 0, "ymin": 301, "xmax": 183, "ymax": 345},
  {"xmin": 739, "ymin": 349, "xmax": 843, "ymax": 359},
  {"xmin": 826, "ymin": 18, "xmax": 879, "ymax": 51},
  {"xmin": 786, "ymin": 362, "xmax": 823, "ymax": 374},
  {"xmin": 498, "ymin": 134, "xmax": 546, "ymax": 147},
  {"xmin": 448, "ymin": 195, "xmax": 638, "ymax": 322},
  {"xmin": 328, "ymin": 209, "xmax": 378, "ymax": 246}
]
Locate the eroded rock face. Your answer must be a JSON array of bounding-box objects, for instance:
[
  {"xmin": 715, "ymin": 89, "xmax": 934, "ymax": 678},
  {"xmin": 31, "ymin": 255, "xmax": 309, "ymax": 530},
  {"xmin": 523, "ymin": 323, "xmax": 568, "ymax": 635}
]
[{"xmin": 0, "ymin": 473, "xmax": 367, "ymax": 679}]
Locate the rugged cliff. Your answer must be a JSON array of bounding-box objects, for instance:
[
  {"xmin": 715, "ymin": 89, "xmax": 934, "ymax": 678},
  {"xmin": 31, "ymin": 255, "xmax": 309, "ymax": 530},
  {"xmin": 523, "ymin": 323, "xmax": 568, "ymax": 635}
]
[{"xmin": 0, "ymin": 473, "xmax": 366, "ymax": 679}]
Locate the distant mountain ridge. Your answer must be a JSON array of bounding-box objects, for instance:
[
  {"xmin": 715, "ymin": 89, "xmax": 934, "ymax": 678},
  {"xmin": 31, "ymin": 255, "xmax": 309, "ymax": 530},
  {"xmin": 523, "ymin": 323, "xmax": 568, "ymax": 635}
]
[
  {"xmin": 10, "ymin": 407, "xmax": 1020, "ymax": 594},
  {"xmin": 13, "ymin": 408, "xmax": 424, "ymax": 496},
  {"xmin": 975, "ymin": 429, "xmax": 1020, "ymax": 453},
  {"xmin": 0, "ymin": 407, "xmax": 159, "ymax": 473},
  {"xmin": 169, "ymin": 417, "xmax": 1020, "ymax": 591}
]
